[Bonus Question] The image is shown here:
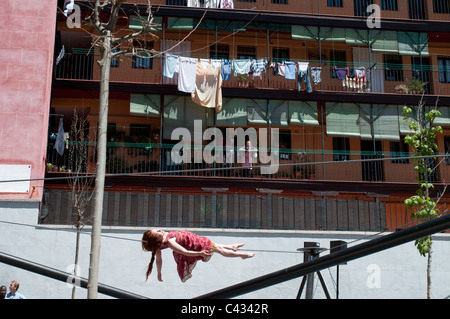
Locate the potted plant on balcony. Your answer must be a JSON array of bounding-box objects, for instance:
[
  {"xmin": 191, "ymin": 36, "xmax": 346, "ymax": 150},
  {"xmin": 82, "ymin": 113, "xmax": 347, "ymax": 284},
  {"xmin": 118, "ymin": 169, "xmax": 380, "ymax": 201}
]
[
  {"xmin": 293, "ymin": 152, "xmax": 316, "ymax": 179},
  {"xmin": 407, "ymin": 77, "xmax": 428, "ymax": 94},
  {"xmin": 237, "ymin": 75, "xmax": 248, "ymax": 88},
  {"xmin": 396, "ymin": 77, "xmax": 428, "ymax": 94}
]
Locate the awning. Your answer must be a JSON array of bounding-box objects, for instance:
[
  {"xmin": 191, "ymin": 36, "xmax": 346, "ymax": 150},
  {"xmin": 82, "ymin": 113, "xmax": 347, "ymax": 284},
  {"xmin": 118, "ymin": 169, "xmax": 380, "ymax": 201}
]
[
  {"xmin": 326, "ymin": 103, "xmax": 401, "ymax": 140},
  {"xmin": 216, "ymin": 98, "xmax": 248, "ymax": 127},
  {"xmin": 434, "ymin": 106, "xmax": 450, "ymax": 126},
  {"xmin": 289, "ymin": 101, "xmax": 319, "ymax": 126},
  {"xmin": 163, "ymin": 95, "xmax": 207, "ymax": 139},
  {"xmin": 292, "ymin": 25, "xmax": 346, "ymax": 42},
  {"xmin": 326, "ymin": 102, "xmax": 361, "ymax": 138},
  {"xmin": 130, "ymin": 94, "xmax": 160, "ymax": 117},
  {"xmin": 398, "ymin": 32, "xmax": 429, "ymax": 56},
  {"xmin": 167, "ymin": 17, "xmax": 194, "ymax": 30},
  {"xmin": 247, "ymin": 99, "xmax": 268, "ymax": 125},
  {"xmin": 371, "ymin": 31, "xmax": 399, "ymax": 54},
  {"xmin": 268, "ymin": 100, "xmax": 288, "ymax": 126},
  {"xmin": 128, "ymin": 15, "xmax": 162, "ymax": 31},
  {"xmin": 292, "ymin": 25, "xmax": 428, "ymax": 57},
  {"xmin": 359, "ymin": 104, "xmax": 400, "ymax": 141}
]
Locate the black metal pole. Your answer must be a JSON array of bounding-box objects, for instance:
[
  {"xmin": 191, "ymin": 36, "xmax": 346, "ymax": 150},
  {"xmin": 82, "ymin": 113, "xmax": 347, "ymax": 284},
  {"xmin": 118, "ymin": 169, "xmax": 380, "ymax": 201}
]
[
  {"xmin": 195, "ymin": 214, "xmax": 450, "ymax": 299},
  {"xmin": 0, "ymin": 252, "xmax": 148, "ymax": 299}
]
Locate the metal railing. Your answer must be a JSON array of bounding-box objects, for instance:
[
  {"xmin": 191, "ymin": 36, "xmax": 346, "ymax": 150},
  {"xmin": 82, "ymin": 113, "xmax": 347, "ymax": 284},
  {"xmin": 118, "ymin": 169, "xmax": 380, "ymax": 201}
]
[
  {"xmin": 55, "ymin": 53, "xmax": 450, "ymax": 96},
  {"xmin": 45, "ymin": 139, "xmax": 450, "ymax": 184}
]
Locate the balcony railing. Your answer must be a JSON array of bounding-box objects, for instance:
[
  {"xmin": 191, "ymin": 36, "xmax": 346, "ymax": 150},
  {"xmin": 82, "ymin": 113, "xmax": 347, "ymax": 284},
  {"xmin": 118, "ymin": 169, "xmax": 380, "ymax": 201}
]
[
  {"xmin": 127, "ymin": 0, "xmax": 450, "ymax": 22},
  {"xmin": 55, "ymin": 53, "xmax": 450, "ymax": 96},
  {"xmin": 46, "ymin": 139, "xmax": 450, "ymax": 184}
]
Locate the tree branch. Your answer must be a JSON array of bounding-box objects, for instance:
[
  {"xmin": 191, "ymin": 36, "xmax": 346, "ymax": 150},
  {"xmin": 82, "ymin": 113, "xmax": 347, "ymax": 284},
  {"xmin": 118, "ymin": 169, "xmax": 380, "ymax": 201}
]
[{"xmin": 106, "ymin": 0, "xmax": 127, "ymax": 32}]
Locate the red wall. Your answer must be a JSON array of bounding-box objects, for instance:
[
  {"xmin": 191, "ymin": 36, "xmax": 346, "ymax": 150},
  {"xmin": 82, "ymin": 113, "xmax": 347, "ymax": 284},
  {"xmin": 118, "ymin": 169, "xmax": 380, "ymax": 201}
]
[{"xmin": 0, "ymin": 0, "xmax": 57, "ymax": 199}]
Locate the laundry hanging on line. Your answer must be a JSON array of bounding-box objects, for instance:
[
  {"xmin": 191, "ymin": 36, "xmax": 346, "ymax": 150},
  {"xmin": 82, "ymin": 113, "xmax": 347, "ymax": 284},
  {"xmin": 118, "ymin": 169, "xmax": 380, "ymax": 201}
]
[
  {"xmin": 163, "ymin": 54, "xmax": 319, "ymax": 99},
  {"xmin": 332, "ymin": 66, "xmax": 368, "ymax": 91},
  {"xmin": 191, "ymin": 63, "xmax": 223, "ymax": 113}
]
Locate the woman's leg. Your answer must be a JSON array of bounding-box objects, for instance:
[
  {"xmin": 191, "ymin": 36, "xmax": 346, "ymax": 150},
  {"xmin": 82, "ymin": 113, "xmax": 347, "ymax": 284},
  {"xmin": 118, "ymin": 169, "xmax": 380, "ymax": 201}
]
[{"xmin": 215, "ymin": 243, "xmax": 255, "ymax": 259}]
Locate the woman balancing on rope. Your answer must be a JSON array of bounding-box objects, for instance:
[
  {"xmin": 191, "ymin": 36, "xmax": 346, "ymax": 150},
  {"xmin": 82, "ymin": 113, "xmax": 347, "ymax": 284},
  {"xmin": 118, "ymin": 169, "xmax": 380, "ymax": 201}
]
[{"xmin": 142, "ymin": 229, "xmax": 255, "ymax": 282}]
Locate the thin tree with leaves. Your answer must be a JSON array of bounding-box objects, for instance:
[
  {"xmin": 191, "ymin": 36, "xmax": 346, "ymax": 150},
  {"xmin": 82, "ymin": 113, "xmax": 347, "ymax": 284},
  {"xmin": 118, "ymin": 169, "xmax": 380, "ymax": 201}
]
[{"xmin": 403, "ymin": 96, "xmax": 443, "ymax": 299}]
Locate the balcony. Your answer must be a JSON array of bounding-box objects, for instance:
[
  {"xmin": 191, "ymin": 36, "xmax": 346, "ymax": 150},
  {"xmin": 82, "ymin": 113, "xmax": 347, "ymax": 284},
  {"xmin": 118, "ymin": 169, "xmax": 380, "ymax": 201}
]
[
  {"xmin": 54, "ymin": 53, "xmax": 450, "ymax": 97},
  {"xmin": 45, "ymin": 138, "xmax": 450, "ymax": 185}
]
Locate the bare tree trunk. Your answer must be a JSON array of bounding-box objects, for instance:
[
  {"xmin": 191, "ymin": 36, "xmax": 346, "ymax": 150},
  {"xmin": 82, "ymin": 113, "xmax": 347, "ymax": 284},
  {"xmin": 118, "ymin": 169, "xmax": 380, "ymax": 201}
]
[
  {"xmin": 87, "ymin": 30, "xmax": 112, "ymax": 299},
  {"xmin": 72, "ymin": 224, "xmax": 81, "ymax": 299},
  {"xmin": 427, "ymin": 244, "xmax": 432, "ymax": 299}
]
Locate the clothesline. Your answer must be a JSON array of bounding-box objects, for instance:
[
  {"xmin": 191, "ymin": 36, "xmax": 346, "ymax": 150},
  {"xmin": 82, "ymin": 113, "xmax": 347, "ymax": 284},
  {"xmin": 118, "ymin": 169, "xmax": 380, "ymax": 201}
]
[{"xmin": 163, "ymin": 54, "xmax": 324, "ymax": 100}]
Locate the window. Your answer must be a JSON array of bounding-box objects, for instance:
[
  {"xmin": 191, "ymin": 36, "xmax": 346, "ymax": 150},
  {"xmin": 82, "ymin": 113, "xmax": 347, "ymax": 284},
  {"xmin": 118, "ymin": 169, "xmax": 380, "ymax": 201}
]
[
  {"xmin": 279, "ymin": 130, "xmax": 292, "ymax": 160},
  {"xmin": 237, "ymin": 46, "xmax": 256, "ymax": 60},
  {"xmin": 333, "ymin": 137, "xmax": 350, "ymax": 161},
  {"xmin": 384, "ymin": 54, "xmax": 403, "ymax": 81},
  {"xmin": 433, "ymin": 0, "xmax": 450, "ymax": 13},
  {"xmin": 438, "ymin": 58, "xmax": 450, "ymax": 83},
  {"xmin": 132, "ymin": 41, "xmax": 153, "ymax": 69},
  {"xmin": 411, "ymin": 57, "xmax": 431, "ymax": 94},
  {"xmin": 111, "ymin": 49, "xmax": 119, "ymax": 68},
  {"xmin": 272, "ymin": 0, "xmax": 288, "ymax": 3},
  {"xmin": 210, "ymin": 44, "xmax": 230, "ymax": 60},
  {"xmin": 390, "ymin": 138, "xmax": 410, "ymax": 164},
  {"xmin": 381, "ymin": 0, "xmax": 398, "ymax": 10},
  {"xmin": 272, "ymin": 48, "xmax": 290, "ymax": 62},
  {"xmin": 328, "ymin": 0, "xmax": 343, "ymax": 7},
  {"xmin": 330, "ymin": 50, "xmax": 346, "ymax": 78}
]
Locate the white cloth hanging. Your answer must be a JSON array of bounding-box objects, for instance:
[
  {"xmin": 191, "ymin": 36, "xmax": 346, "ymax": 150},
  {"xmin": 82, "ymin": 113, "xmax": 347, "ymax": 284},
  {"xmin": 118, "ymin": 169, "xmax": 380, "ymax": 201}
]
[
  {"xmin": 177, "ymin": 57, "xmax": 198, "ymax": 93},
  {"xmin": 187, "ymin": 0, "xmax": 201, "ymax": 7},
  {"xmin": 205, "ymin": 0, "xmax": 221, "ymax": 8}
]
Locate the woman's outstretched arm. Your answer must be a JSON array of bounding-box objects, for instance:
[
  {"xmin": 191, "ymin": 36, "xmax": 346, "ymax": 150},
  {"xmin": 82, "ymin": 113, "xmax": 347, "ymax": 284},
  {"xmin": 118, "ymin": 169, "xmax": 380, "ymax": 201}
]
[
  {"xmin": 167, "ymin": 238, "xmax": 212, "ymax": 259},
  {"xmin": 156, "ymin": 249, "xmax": 163, "ymax": 282}
]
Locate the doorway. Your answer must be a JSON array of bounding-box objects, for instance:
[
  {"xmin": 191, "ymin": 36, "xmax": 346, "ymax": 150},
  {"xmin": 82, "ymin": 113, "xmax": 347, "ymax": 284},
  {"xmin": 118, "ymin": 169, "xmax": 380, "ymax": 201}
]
[
  {"xmin": 361, "ymin": 140, "xmax": 384, "ymax": 181},
  {"xmin": 411, "ymin": 57, "xmax": 432, "ymax": 94}
]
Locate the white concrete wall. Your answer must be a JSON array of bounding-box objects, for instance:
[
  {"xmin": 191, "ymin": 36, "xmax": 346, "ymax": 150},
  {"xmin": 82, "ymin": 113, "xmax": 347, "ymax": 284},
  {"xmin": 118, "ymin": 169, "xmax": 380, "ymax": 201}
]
[{"xmin": 1, "ymin": 202, "xmax": 450, "ymax": 299}]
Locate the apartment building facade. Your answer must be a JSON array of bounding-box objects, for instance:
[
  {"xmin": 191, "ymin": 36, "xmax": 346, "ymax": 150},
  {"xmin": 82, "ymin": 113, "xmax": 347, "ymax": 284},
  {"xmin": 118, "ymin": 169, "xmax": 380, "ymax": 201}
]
[{"xmin": 45, "ymin": 0, "xmax": 450, "ymax": 233}]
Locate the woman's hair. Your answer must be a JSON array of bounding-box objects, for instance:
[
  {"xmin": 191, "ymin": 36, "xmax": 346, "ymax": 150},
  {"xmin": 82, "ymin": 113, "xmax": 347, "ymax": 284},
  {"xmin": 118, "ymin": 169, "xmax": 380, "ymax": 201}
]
[{"xmin": 142, "ymin": 230, "xmax": 162, "ymax": 280}]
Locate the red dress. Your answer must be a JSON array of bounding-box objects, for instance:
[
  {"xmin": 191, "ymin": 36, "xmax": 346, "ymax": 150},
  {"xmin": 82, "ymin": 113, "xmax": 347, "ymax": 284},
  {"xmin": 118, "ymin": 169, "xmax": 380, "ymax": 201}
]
[{"xmin": 161, "ymin": 231, "xmax": 216, "ymax": 282}]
